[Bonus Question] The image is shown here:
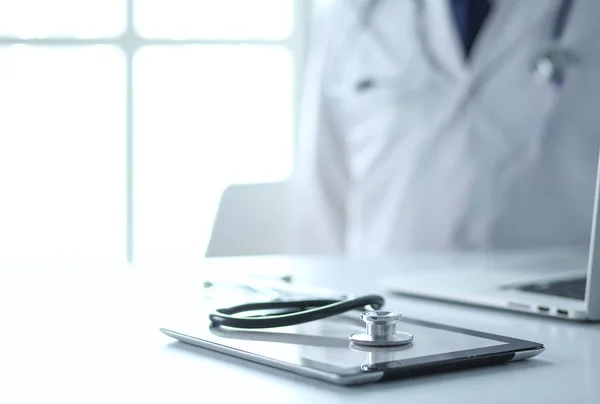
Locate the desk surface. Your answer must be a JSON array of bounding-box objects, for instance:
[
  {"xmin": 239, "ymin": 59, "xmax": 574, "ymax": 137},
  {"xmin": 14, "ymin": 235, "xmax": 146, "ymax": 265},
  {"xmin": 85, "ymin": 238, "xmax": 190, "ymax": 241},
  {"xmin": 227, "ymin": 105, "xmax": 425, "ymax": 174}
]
[{"xmin": 1, "ymin": 254, "xmax": 599, "ymax": 403}]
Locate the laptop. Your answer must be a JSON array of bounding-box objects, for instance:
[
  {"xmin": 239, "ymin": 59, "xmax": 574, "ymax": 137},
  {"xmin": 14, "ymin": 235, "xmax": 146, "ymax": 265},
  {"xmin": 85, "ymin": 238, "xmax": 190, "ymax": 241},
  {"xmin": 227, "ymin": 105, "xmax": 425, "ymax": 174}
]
[{"xmin": 385, "ymin": 159, "xmax": 600, "ymax": 322}]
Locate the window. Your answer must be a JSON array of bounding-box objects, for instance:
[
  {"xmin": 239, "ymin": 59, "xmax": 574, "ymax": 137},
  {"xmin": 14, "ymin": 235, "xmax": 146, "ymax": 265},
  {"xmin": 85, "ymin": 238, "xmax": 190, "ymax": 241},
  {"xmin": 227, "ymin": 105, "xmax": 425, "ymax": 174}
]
[{"xmin": 0, "ymin": 0, "xmax": 309, "ymax": 262}]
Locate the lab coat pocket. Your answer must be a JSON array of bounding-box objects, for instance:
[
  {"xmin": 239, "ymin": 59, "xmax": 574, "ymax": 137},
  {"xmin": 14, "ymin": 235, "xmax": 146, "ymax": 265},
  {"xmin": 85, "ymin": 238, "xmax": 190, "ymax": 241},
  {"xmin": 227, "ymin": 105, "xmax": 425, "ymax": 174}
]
[
  {"xmin": 527, "ymin": 80, "xmax": 561, "ymax": 129},
  {"xmin": 328, "ymin": 76, "xmax": 446, "ymax": 177},
  {"xmin": 330, "ymin": 68, "xmax": 441, "ymax": 133},
  {"xmin": 335, "ymin": 87, "xmax": 403, "ymax": 129},
  {"xmin": 527, "ymin": 79, "xmax": 562, "ymax": 130},
  {"xmin": 480, "ymin": 75, "xmax": 562, "ymax": 138}
]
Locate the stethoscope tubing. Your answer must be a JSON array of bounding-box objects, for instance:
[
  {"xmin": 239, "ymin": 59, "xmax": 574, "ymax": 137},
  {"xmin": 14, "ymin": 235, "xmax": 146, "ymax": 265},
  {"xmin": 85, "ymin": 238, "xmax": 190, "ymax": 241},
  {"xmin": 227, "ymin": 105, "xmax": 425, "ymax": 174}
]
[{"xmin": 209, "ymin": 294, "xmax": 385, "ymax": 329}]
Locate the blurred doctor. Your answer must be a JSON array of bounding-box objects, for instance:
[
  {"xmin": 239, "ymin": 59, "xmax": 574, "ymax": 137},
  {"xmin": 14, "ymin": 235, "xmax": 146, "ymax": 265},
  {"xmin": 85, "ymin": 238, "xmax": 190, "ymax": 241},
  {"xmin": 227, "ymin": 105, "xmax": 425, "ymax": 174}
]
[{"xmin": 293, "ymin": 0, "xmax": 600, "ymax": 254}]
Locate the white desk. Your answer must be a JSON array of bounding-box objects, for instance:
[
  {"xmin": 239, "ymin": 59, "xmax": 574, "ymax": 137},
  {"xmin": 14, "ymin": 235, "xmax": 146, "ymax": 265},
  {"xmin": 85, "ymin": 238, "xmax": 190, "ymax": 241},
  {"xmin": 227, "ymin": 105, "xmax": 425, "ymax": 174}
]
[{"xmin": 1, "ymin": 255, "xmax": 599, "ymax": 403}]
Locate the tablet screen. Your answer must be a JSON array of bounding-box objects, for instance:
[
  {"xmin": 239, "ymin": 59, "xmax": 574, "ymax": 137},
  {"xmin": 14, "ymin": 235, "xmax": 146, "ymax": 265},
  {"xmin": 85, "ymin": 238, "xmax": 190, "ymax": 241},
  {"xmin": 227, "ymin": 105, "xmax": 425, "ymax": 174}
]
[{"xmin": 164, "ymin": 310, "xmax": 509, "ymax": 371}]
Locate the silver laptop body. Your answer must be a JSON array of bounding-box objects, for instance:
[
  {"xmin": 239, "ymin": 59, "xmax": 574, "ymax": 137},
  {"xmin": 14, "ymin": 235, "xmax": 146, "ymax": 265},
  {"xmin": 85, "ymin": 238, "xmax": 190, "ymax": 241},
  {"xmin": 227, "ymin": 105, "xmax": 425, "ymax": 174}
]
[{"xmin": 386, "ymin": 158, "xmax": 600, "ymax": 322}]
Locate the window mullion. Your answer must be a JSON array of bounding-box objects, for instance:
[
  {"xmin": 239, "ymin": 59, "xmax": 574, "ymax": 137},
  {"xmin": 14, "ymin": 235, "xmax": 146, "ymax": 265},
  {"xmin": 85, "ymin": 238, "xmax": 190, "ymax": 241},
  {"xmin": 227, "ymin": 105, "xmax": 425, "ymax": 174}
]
[{"xmin": 0, "ymin": 0, "xmax": 302, "ymax": 263}]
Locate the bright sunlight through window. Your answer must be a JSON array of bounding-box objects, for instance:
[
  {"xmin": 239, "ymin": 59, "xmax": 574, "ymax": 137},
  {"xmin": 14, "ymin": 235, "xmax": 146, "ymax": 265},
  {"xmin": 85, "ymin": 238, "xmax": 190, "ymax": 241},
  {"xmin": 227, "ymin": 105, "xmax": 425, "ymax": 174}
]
[{"xmin": 0, "ymin": 0, "xmax": 302, "ymax": 262}]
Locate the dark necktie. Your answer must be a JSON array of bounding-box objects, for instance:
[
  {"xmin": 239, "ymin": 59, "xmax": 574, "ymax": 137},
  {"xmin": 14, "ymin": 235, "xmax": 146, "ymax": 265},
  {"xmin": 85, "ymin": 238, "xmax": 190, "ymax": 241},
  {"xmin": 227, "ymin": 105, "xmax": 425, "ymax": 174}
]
[{"xmin": 450, "ymin": 0, "xmax": 492, "ymax": 59}]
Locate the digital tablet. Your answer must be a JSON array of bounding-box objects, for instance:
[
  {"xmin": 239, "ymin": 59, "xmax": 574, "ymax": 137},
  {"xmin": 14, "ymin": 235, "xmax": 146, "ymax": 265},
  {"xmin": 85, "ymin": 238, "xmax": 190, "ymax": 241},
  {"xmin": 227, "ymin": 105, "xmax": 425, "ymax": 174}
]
[{"xmin": 160, "ymin": 310, "xmax": 544, "ymax": 386}]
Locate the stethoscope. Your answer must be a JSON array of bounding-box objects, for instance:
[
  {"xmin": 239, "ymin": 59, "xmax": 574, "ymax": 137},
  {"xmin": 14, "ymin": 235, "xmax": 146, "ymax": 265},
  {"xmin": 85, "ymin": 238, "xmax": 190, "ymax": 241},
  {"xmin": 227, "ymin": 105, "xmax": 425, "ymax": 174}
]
[
  {"xmin": 534, "ymin": 0, "xmax": 578, "ymax": 86},
  {"xmin": 208, "ymin": 294, "xmax": 414, "ymax": 348},
  {"xmin": 333, "ymin": 0, "xmax": 578, "ymax": 94}
]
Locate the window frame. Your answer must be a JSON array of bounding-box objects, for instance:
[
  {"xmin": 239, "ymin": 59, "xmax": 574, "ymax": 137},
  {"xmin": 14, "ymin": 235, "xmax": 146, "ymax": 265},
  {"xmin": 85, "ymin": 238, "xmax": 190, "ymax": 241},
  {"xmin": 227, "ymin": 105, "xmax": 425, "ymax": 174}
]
[{"xmin": 0, "ymin": 0, "xmax": 311, "ymax": 262}]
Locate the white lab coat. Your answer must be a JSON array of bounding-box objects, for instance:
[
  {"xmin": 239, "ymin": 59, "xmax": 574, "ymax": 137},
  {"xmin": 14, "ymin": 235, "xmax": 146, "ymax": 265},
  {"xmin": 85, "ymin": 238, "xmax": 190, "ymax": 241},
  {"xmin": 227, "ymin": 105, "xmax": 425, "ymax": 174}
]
[{"xmin": 292, "ymin": 0, "xmax": 600, "ymax": 254}]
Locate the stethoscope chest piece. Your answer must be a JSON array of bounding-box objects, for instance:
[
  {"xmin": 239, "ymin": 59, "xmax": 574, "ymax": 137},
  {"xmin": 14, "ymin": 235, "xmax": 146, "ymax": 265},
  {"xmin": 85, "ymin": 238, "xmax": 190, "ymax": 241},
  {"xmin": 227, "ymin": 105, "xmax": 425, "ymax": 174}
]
[
  {"xmin": 534, "ymin": 48, "xmax": 579, "ymax": 86},
  {"xmin": 350, "ymin": 310, "xmax": 413, "ymax": 347}
]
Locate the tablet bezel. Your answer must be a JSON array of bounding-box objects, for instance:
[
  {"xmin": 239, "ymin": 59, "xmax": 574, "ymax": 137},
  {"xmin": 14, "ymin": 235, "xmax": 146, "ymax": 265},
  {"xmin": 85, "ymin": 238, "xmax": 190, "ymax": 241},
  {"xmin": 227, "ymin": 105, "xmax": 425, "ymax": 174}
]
[{"xmin": 160, "ymin": 316, "xmax": 544, "ymax": 385}]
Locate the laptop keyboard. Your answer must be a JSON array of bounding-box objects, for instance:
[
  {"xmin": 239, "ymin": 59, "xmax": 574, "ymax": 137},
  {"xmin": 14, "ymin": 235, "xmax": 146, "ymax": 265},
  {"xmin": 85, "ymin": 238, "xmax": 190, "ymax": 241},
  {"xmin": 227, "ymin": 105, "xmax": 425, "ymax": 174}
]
[{"xmin": 516, "ymin": 277, "xmax": 587, "ymax": 300}]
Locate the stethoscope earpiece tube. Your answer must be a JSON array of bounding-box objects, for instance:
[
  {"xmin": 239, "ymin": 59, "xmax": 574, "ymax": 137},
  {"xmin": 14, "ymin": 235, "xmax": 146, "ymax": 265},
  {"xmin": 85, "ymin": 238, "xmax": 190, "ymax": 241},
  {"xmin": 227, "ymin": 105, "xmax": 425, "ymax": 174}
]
[{"xmin": 209, "ymin": 295, "xmax": 385, "ymax": 329}]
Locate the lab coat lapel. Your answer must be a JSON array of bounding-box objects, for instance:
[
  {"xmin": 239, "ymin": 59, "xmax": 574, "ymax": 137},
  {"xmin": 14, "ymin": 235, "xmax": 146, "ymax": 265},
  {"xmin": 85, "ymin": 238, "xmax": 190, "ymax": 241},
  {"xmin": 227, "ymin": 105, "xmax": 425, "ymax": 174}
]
[
  {"xmin": 471, "ymin": 0, "xmax": 557, "ymax": 76},
  {"xmin": 424, "ymin": 0, "xmax": 468, "ymax": 80}
]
